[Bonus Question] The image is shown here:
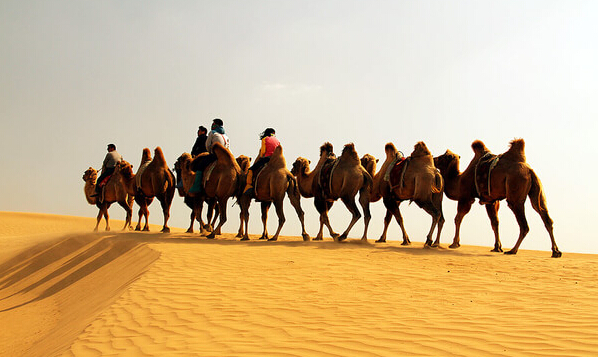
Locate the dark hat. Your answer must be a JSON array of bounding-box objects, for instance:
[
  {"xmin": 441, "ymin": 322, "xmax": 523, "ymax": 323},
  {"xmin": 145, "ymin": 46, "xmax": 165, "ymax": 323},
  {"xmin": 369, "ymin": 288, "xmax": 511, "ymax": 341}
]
[
  {"xmin": 198, "ymin": 125, "xmax": 207, "ymax": 132},
  {"xmin": 107, "ymin": 143, "xmax": 116, "ymax": 150},
  {"xmin": 212, "ymin": 118, "xmax": 224, "ymax": 126}
]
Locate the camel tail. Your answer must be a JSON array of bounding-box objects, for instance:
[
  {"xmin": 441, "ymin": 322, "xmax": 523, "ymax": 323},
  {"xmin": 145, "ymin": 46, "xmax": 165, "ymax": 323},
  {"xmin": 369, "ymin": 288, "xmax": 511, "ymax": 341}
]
[
  {"xmin": 529, "ymin": 169, "xmax": 548, "ymax": 212},
  {"xmin": 361, "ymin": 168, "xmax": 373, "ymax": 193},
  {"xmin": 286, "ymin": 172, "xmax": 299, "ymax": 197},
  {"xmin": 432, "ymin": 170, "xmax": 443, "ymax": 194}
]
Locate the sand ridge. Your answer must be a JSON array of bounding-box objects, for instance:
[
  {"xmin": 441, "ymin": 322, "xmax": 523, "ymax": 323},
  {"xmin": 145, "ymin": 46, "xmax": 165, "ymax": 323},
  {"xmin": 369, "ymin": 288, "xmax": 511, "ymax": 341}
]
[{"xmin": 0, "ymin": 212, "xmax": 597, "ymax": 356}]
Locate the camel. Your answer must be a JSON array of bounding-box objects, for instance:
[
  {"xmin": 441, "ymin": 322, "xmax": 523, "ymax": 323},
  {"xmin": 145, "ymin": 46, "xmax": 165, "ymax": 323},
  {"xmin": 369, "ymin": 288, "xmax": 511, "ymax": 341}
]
[
  {"xmin": 82, "ymin": 160, "xmax": 136, "ymax": 231},
  {"xmin": 238, "ymin": 145, "xmax": 310, "ymax": 241},
  {"xmin": 434, "ymin": 139, "xmax": 561, "ymax": 257},
  {"xmin": 369, "ymin": 142, "xmax": 444, "ymax": 247},
  {"xmin": 175, "ymin": 153, "xmax": 250, "ymax": 235},
  {"xmin": 189, "ymin": 142, "xmax": 243, "ymax": 239},
  {"xmin": 292, "ymin": 143, "xmax": 372, "ymax": 241},
  {"xmin": 135, "ymin": 147, "xmax": 176, "ymax": 233}
]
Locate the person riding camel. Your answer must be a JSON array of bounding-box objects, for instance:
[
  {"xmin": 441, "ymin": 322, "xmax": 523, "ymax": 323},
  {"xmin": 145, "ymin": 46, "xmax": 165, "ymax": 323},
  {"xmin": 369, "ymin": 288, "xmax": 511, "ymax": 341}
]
[
  {"xmin": 92, "ymin": 143, "xmax": 123, "ymax": 197},
  {"xmin": 243, "ymin": 128, "xmax": 280, "ymax": 196},
  {"xmin": 188, "ymin": 118, "xmax": 230, "ymax": 194}
]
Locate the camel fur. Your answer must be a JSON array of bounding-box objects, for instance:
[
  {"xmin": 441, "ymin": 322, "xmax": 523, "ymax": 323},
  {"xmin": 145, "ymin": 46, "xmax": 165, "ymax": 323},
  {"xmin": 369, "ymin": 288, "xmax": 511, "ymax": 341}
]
[
  {"xmin": 135, "ymin": 147, "xmax": 175, "ymax": 233},
  {"xmin": 239, "ymin": 145, "xmax": 310, "ymax": 241},
  {"xmin": 82, "ymin": 160, "xmax": 136, "ymax": 231},
  {"xmin": 434, "ymin": 139, "xmax": 561, "ymax": 258}
]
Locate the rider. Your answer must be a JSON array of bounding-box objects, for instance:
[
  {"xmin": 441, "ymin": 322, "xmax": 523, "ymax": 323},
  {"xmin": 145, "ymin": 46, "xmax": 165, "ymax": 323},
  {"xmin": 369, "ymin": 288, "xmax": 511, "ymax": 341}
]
[
  {"xmin": 93, "ymin": 143, "xmax": 123, "ymax": 196},
  {"xmin": 243, "ymin": 128, "xmax": 280, "ymax": 196},
  {"xmin": 188, "ymin": 119, "xmax": 230, "ymax": 194},
  {"xmin": 191, "ymin": 125, "xmax": 208, "ymax": 157}
]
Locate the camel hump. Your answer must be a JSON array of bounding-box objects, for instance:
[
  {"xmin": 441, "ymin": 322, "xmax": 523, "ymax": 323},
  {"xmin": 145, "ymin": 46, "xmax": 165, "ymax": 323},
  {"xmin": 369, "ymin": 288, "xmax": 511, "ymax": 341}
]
[
  {"xmin": 340, "ymin": 143, "xmax": 359, "ymax": 161},
  {"xmin": 385, "ymin": 142, "xmax": 398, "ymax": 154},
  {"xmin": 504, "ymin": 138, "xmax": 526, "ymax": 162},
  {"xmin": 152, "ymin": 147, "xmax": 168, "ymax": 167},
  {"xmin": 411, "ymin": 141, "xmax": 432, "ymax": 157},
  {"xmin": 268, "ymin": 145, "xmax": 286, "ymax": 168},
  {"xmin": 471, "ymin": 140, "xmax": 489, "ymax": 156},
  {"xmin": 320, "ymin": 142, "xmax": 334, "ymax": 156}
]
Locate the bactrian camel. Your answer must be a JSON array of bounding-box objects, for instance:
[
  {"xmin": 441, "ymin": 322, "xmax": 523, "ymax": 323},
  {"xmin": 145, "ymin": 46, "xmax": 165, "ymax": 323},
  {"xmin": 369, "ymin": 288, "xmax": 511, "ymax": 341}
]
[
  {"xmin": 239, "ymin": 145, "xmax": 310, "ymax": 241},
  {"xmin": 434, "ymin": 139, "xmax": 561, "ymax": 257}
]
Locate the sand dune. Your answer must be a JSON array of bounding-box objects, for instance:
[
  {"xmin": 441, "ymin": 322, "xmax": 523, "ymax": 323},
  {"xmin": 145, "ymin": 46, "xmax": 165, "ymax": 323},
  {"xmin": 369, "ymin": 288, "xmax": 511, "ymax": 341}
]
[{"xmin": 1, "ymin": 212, "xmax": 597, "ymax": 356}]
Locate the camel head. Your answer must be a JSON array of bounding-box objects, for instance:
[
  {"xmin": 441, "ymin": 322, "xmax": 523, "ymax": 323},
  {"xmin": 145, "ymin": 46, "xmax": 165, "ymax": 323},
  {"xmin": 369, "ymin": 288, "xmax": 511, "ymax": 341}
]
[
  {"xmin": 83, "ymin": 167, "xmax": 97, "ymax": 183},
  {"xmin": 291, "ymin": 157, "xmax": 310, "ymax": 176},
  {"xmin": 411, "ymin": 141, "xmax": 432, "ymax": 158},
  {"xmin": 320, "ymin": 142, "xmax": 334, "ymax": 158},
  {"xmin": 236, "ymin": 155, "xmax": 251, "ymax": 174},
  {"xmin": 360, "ymin": 154, "xmax": 378, "ymax": 176},
  {"xmin": 434, "ymin": 150, "xmax": 460, "ymax": 175},
  {"xmin": 175, "ymin": 153, "xmax": 192, "ymax": 172}
]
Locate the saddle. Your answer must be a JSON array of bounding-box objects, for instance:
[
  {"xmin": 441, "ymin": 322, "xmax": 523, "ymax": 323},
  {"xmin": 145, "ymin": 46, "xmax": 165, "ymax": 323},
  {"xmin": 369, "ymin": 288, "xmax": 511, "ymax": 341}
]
[
  {"xmin": 318, "ymin": 157, "xmax": 339, "ymax": 201},
  {"xmin": 475, "ymin": 153, "xmax": 500, "ymax": 204},
  {"xmin": 387, "ymin": 157, "xmax": 409, "ymax": 191},
  {"xmin": 203, "ymin": 161, "xmax": 218, "ymax": 185},
  {"xmin": 99, "ymin": 174, "xmax": 112, "ymax": 188}
]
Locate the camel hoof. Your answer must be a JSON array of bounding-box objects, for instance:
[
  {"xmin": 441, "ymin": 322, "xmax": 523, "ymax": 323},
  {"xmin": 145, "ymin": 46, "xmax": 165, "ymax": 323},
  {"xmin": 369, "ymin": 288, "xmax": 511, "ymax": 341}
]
[
  {"xmin": 331, "ymin": 233, "xmax": 340, "ymax": 239},
  {"xmin": 491, "ymin": 247, "xmax": 503, "ymax": 253},
  {"xmin": 259, "ymin": 237, "xmax": 267, "ymax": 240},
  {"xmin": 235, "ymin": 233, "xmax": 242, "ymax": 238},
  {"xmin": 135, "ymin": 227, "xmax": 141, "ymax": 231},
  {"xmin": 314, "ymin": 237, "xmax": 323, "ymax": 241},
  {"xmin": 93, "ymin": 228, "xmax": 99, "ymax": 232},
  {"xmin": 504, "ymin": 249, "xmax": 517, "ymax": 255},
  {"xmin": 240, "ymin": 237, "xmax": 249, "ymax": 241},
  {"xmin": 161, "ymin": 227, "xmax": 170, "ymax": 233},
  {"xmin": 375, "ymin": 238, "xmax": 386, "ymax": 243},
  {"xmin": 207, "ymin": 233, "xmax": 216, "ymax": 239},
  {"xmin": 552, "ymin": 250, "xmax": 562, "ymax": 258},
  {"xmin": 268, "ymin": 237, "xmax": 278, "ymax": 241},
  {"xmin": 302, "ymin": 234, "xmax": 310, "ymax": 241},
  {"xmin": 186, "ymin": 229, "xmax": 193, "ymax": 234},
  {"xmin": 449, "ymin": 243, "xmax": 460, "ymax": 249},
  {"xmin": 337, "ymin": 234, "xmax": 347, "ymax": 242},
  {"xmin": 401, "ymin": 240, "xmax": 411, "ymax": 246}
]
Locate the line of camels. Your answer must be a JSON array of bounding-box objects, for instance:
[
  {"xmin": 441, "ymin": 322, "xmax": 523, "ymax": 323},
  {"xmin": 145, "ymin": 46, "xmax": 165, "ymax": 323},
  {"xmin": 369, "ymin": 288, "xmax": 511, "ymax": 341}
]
[{"xmin": 83, "ymin": 138, "xmax": 562, "ymax": 258}]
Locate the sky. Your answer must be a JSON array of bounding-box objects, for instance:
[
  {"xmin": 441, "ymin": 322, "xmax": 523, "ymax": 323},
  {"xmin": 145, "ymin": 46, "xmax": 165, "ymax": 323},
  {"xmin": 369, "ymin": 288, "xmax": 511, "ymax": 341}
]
[{"xmin": 1, "ymin": 0, "xmax": 597, "ymax": 254}]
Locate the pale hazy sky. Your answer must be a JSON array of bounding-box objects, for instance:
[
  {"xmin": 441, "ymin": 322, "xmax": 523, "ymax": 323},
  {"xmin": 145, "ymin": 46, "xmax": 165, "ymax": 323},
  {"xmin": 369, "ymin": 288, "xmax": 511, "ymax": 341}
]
[{"xmin": 1, "ymin": 0, "xmax": 597, "ymax": 254}]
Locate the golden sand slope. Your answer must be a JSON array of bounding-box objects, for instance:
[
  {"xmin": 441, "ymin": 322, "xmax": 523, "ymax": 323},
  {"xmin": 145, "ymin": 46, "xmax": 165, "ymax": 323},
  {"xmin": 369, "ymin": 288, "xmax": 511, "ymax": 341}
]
[{"xmin": 1, "ymin": 212, "xmax": 597, "ymax": 356}]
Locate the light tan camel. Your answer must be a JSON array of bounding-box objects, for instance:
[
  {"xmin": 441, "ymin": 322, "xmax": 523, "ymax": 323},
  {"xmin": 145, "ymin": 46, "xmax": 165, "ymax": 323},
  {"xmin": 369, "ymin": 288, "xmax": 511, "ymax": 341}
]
[
  {"xmin": 82, "ymin": 160, "xmax": 136, "ymax": 231},
  {"xmin": 239, "ymin": 145, "xmax": 310, "ymax": 241},
  {"xmin": 434, "ymin": 139, "xmax": 561, "ymax": 257},
  {"xmin": 371, "ymin": 142, "xmax": 444, "ymax": 247},
  {"xmin": 135, "ymin": 147, "xmax": 175, "ymax": 233},
  {"xmin": 293, "ymin": 143, "xmax": 372, "ymax": 241},
  {"xmin": 189, "ymin": 142, "xmax": 243, "ymax": 239}
]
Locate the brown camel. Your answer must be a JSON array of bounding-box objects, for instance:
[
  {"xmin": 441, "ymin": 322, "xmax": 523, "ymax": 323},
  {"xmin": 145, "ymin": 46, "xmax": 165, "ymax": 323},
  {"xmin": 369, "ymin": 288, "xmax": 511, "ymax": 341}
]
[
  {"xmin": 239, "ymin": 145, "xmax": 310, "ymax": 241},
  {"xmin": 293, "ymin": 143, "xmax": 372, "ymax": 241},
  {"xmin": 82, "ymin": 160, "xmax": 136, "ymax": 231},
  {"xmin": 135, "ymin": 147, "xmax": 175, "ymax": 233},
  {"xmin": 189, "ymin": 142, "xmax": 243, "ymax": 239},
  {"xmin": 434, "ymin": 139, "xmax": 561, "ymax": 257},
  {"xmin": 371, "ymin": 142, "xmax": 444, "ymax": 247}
]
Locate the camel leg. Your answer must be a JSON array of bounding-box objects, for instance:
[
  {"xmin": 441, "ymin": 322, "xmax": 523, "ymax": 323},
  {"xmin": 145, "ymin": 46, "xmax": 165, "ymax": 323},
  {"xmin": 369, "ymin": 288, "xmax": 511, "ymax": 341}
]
[
  {"xmin": 268, "ymin": 199, "xmax": 286, "ymax": 241},
  {"xmin": 288, "ymin": 189, "xmax": 310, "ymax": 241},
  {"xmin": 104, "ymin": 209, "xmax": 110, "ymax": 231},
  {"xmin": 118, "ymin": 200, "xmax": 133, "ymax": 231},
  {"xmin": 505, "ymin": 201, "xmax": 529, "ymax": 255},
  {"xmin": 205, "ymin": 200, "xmax": 217, "ymax": 232},
  {"xmin": 239, "ymin": 196, "xmax": 250, "ymax": 240},
  {"xmin": 529, "ymin": 195, "xmax": 561, "ymax": 258},
  {"xmin": 485, "ymin": 202, "xmax": 503, "ymax": 252},
  {"xmin": 416, "ymin": 200, "xmax": 443, "ymax": 248},
  {"xmin": 94, "ymin": 208, "xmax": 103, "ymax": 232},
  {"xmin": 450, "ymin": 199, "xmax": 473, "ymax": 248},
  {"xmin": 380, "ymin": 198, "xmax": 410, "ymax": 245},
  {"xmin": 207, "ymin": 197, "xmax": 228, "ymax": 239},
  {"xmin": 377, "ymin": 209, "xmax": 392, "ymax": 243},
  {"xmin": 358, "ymin": 190, "xmax": 371, "ymax": 242},
  {"xmin": 338, "ymin": 196, "xmax": 361, "ymax": 242},
  {"xmin": 314, "ymin": 199, "xmax": 338, "ymax": 240},
  {"xmin": 159, "ymin": 189, "xmax": 174, "ymax": 233},
  {"xmin": 260, "ymin": 201, "xmax": 272, "ymax": 240}
]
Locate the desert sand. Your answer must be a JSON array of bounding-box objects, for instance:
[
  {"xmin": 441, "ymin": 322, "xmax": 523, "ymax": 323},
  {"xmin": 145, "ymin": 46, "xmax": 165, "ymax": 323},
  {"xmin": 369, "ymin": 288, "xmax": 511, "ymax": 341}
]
[{"xmin": 1, "ymin": 211, "xmax": 597, "ymax": 356}]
